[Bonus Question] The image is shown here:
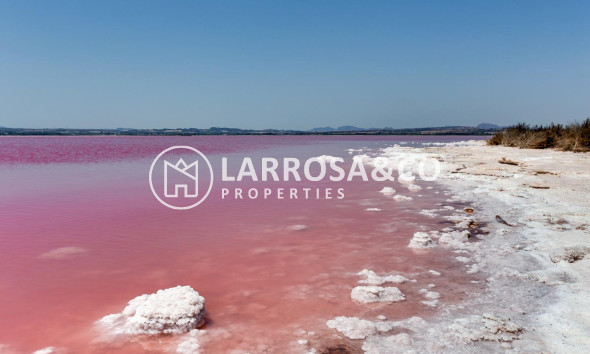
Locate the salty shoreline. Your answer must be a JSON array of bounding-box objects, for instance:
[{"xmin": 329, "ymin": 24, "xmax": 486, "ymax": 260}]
[{"xmin": 367, "ymin": 141, "xmax": 590, "ymax": 353}]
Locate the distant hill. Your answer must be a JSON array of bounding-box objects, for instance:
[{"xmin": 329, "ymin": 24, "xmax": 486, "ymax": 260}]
[
  {"xmin": 0, "ymin": 125, "xmax": 500, "ymax": 136},
  {"xmin": 310, "ymin": 126, "xmax": 366, "ymax": 132},
  {"xmin": 477, "ymin": 123, "xmax": 501, "ymax": 129},
  {"xmin": 309, "ymin": 127, "xmax": 337, "ymax": 132}
]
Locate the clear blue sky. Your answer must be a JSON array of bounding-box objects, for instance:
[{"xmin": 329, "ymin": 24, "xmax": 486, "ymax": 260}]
[{"xmin": 1, "ymin": 1, "xmax": 589, "ymax": 130}]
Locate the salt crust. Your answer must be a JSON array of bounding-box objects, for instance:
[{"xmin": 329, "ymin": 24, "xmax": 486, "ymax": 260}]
[
  {"xmin": 350, "ymin": 286, "xmax": 405, "ymax": 303},
  {"xmin": 96, "ymin": 285, "xmax": 206, "ymax": 336}
]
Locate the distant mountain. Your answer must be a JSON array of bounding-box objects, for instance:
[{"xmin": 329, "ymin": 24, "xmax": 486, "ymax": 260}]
[
  {"xmin": 310, "ymin": 126, "xmax": 366, "ymax": 132},
  {"xmin": 1, "ymin": 125, "xmax": 498, "ymax": 136},
  {"xmin": 309, "ymin": 127, "xmax": 337, "ymax": 132},
  {"xmin": 476, "ymin": 123, "xmax": 501, "ymax": 129},
  {"xmin": 336, "ymin": 125, "xmax": 366, "ymax": 131}
]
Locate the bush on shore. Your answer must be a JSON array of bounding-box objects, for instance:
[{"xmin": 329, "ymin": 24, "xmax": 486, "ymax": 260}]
[{"xmin": 488, "ymin": 119, "xmax": 590, "ymax": 152}]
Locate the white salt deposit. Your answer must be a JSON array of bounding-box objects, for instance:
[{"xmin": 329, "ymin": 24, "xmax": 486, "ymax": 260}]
[
  {"xmin": 287, "ymin": 224, "xmax": 308, "ymax": 231},
  {"xmin": 176, "ymin": 329, "xmax": 205, "ymax": 354},
  {"xmin": 365, "ymin": 208, "xmax": 383, "ymax": 212},
  {"xmin": 420, "ymin": 290, "xmax": 440, "ymax": 300},
  {"xmin": 357, "ymin": 269, "xmax": 408, "ymax": 285},
  {"xmin": 421, "ymin": 300, "xmax": 439, "ymax": 308},
  {"xmin": 314, "ymin": 155, "xmax": 339, "ymax": 163},
  {"xmin": 379, "ymin": 187, "xmax": 396, "ymax": 195},
  {"xmin": 408, "ymin": 232, "xmax": 436, "ymax": 248},
  {"xmin": 450, "ymin": 314, "xmax": 523, "ymax": 342},
  {"xmin": 407, "ymin": 184, "xmax": 422, "ymax": 192},
  {"xmin": 32, "ymin": 348, "xmax": 62, "ymax": 354},
  {"xmin": 325, "ymin": 316, "xmax": 383, "ymax": 339},
  {"xmin": 362, "ymin": 333, "xmax": 413, "ymax": 353},
  {"xmin": 393, "ymin": 194, "xmax": 413, "ymax": 201},
  {"xmin": 438, "ymin": 230, "xmax": 471, "ymax": 248},
  {"xmin": 419, "ymin": 209, "xmax": 439, "ymax": 217},
  {"xmin": 96, "ymin": 285, "xmax": 206, "ymax": 336},
  {"xmin": 350, "ymin": 286, "xmax": 405, "ymax": 303},
  {"xmin": 39, "ymin": 247, "xmax": 87, "ymax": 260}
]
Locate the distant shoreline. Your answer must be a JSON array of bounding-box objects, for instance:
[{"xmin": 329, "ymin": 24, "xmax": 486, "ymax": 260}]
[{"xmin": 0, "ymin": 126, "xmax": 499, "ymax": 136}]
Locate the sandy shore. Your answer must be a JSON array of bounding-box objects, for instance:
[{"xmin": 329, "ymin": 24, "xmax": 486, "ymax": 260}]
[{"xmin": 367, "ymin": 141, "xmax": 590, "ymax": 353}]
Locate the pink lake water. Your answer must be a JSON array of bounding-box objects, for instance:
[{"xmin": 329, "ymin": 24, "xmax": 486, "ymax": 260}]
[{"xmin": 0, "ymin": 136, "xmax": 487, "ymax": 353}]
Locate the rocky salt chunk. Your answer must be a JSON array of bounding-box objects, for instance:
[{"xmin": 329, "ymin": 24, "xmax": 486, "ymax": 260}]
[
  {"xmin": 439, "ymin": 230, "xmax": 471, "ymax": 248},
  {"xmin": 393, "ymin": 194, "xmax": 413, "ymax": 202},
  {"xmin": 450, "ymin": 314, "xmax": 523, "ymax": 342},
  {"xmin": 97, "ymin": 285, "xmax": 206, "ymax": 336},
  {"xmin": 408, "ymin": 232, "xmax": 436, "ymax": 248},
  {"xmin": 351, "ymin": 286, "xmax": 405, "ymax": 303},
  {"xmin": 326, "ymin": 317, "xmax": 382, "ymax": 339},
  {"xmin": 357, "ymin": 269, "xmax": 408, "ymax": 285},
  {"xmin": 379, "ymin": 187, "xmax": 396, "ymax": 195}
]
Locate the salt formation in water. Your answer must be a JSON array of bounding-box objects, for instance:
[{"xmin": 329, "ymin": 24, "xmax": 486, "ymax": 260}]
[
  {"xmin": 393, "ymin": 194, "xmax": 412, "ymax": 201},
  {"xmin": 406, "ymin": 184, "xmax": 422, "ymax": 192},
  {"xmin": 351, "ymin": 286, "xmax": 405, "ymax": 303},
  {"xmin": 379, "ymin": 187, "xmax": 396, "ymax": 195},
  {"xmin": 438, "ymin": 230, "xmax": 470, "ymax": 247},
  {"xmin": 39, "ymin": 246, "xmax": 87, "ymax": 260},
  {"xmin": 176, "ymin": 329, "xmax": 206, "ymax": 354},
  {"xmin": 326, "ymin": 316, "xmax": 427, "ymax": 344},
  {"xmin": 287, "ymin": 224, "xmax": 308, "ymax": 231},
  {"xmin": 32, "ymin": 347, "xmax": 63, "ymax": 354},
  {"xmin": 326, "ymin": 316, "xmax": 395, "ymax": 339},
  {"xmin": 408, "ymin": 232, "xmax": 436, "ymax": 248},
  {"xmin": 357, "ymin": 269, "xmax": 408, "ymax": 285},
  {"xmin": 365, "ymin": 208, "xmax": 383, "ymax": 212},
  {"xmin": 97, "ymin": 285, "xmax": 206, "ymax": 335}
]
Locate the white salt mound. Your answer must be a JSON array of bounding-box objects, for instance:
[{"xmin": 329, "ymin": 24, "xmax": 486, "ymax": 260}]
[
  {"xmin": 408, "ymin": 232, "xmax": 436, "ymax": 249},
  {"xmin": 407, "ymin": 184, "xmax": 422, "ymax": 192},
  {"xmin": 97, "ymin": 285, "xmax": 206, "ymax": 336},
  {"xmin": 379, "ymin": 187, "xmax": 396, "ymax": 195},
  {"xmin": 32, "ymin": 348, "xmax": 62, "ymax": 354},
  {"xmin": 365, "ymin": 208, "xmax": 383, "ymax": 212},
  {"xmin": 357, "ymin": 269, "xmax": 408, "ymax": 285},
  {"xmin": 287, "ymin": 224, "xmax": 308, "ymax": 231},
  {"xmin": 351, "ymin": 286, "xmax": 405, "ymax": 303},
  {"xmin": 326, "ymin": 316, "xmax": 381, "ymax": 339},
  {"xmin": 393, "ymin": 194, "xmax": 413, "ymax": 202}
]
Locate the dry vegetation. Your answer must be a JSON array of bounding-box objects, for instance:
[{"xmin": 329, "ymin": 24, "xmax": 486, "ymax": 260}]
[{"xmin": 488, "ymin": 119, "xmax": 590, "ymax": 152}]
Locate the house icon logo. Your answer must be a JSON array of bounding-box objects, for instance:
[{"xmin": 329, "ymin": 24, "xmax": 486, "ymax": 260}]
[
  {"xmin": 149, "ymin": 146, "xmax": 214, "ymax": 210},
  {"xmin": 164, "ymin": 158, "xmax": 199, "ymax": 198}
]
